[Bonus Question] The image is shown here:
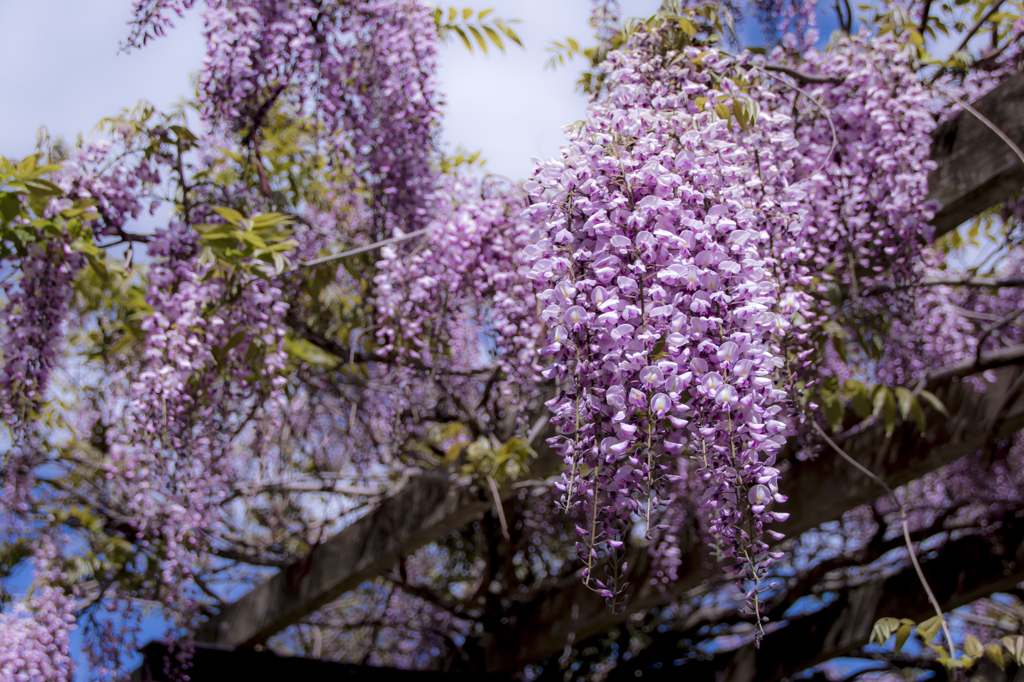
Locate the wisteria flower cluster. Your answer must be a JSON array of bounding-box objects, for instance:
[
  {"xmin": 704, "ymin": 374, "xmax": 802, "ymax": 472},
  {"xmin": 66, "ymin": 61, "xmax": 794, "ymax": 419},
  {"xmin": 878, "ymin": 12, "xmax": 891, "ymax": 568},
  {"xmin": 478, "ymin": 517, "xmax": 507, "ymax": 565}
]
[
  {"xmin": 375, "ymin": 174, "xmax": 539, "ymax": 388},
  {"xmin": 0, "ymin": 539, "xmax": 76, "ymax": 682},
  {"xmin": 196, "ymin": 0, "xmax": 441, "ymax": 227},
  {"xmin": 523, "ymin": 29, "xmax": 795, "ymax": 616},
  {"xmin": 511, "ymin": 26, "xmax": 940, "ymax": 621},
  {"xmin": 56, "ymin": 138, "xmax": 160, "ymax": 238},
  {"xmin": 758, "ymin": 34, "xmax": 938, "ymax": 395},
  {"xmin": 90, "ymin": 222, "xmax": 289, "ymax": 655},
  {"xmin": 0, "ymin": 239, "xmax": 81, "ymax": 433},
  {"xmin": 129, "ymin": 0, "xmax": 441, "ymax": 228}
]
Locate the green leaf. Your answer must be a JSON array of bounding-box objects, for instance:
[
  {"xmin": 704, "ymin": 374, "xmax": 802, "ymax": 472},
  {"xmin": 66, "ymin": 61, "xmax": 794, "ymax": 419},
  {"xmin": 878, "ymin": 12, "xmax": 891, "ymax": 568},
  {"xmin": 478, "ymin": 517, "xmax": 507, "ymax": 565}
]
[
  {"xmin": 249, "ymin": 212, "xmax": 292, "ymax": 229},
  {"xmin": 499, "ymin": 22, "xmax": 522, "ymax": 47},
  {"xmin": 236, "ymin": 231, "xmax": 268, "ymax": 249},
  {"xmin": 70, "ymin": 239, "xmax": 101, "ymax": 256},
  {"xmin": 986, "ymin": 643, "xmax": 1007, "ymax": 670},
  {"xmin": 678, "ymin": 16, "xmax": 698, "ymax": 34},
  {"xmin": 168, "ymin": 124, "xmax": 198, "ymax": 141},
  {"xmin": 478, "ymin": 8, "xmax": 493, "ymax": 19},
  {"xmin": 19, "ymin": 178, "xmax": 64, "ymax": 197},
  {"xmin": 872, "ymin": 386, "xmax": 888, "ymax": 417},
  {"xmin": 270, "ymin": 252, "xmax": 288, "ymax": 274},
  {"xmin": 894, "ymin": 622, "xmax": 913, "ymax": 653},
  {"xmin": 714, "ymin": 103, "xmax": 730, "ymax": 122},
  {"xmin": 1003, "ymin": 636, "xmax": 1024, "ymax": 665},
  {"xmin": 482, "ymin": 25, "xmax": 504, "ymax": 51},
  {"xmin": 822, "ymin": 391, "xmax": 843, "ymax": 431},
  {"xmin": 211, "ymin": 206, "xmax": 245, "ymax": 225},
  {"xmin": 918, "ymin": 389, "xmax": 951, "ymax": 418},
  {"xmin": 0, "ymin": 193, "xmax": 22, "ymax": 222},
  {"xmin": 870, "ymin": 617, "xmax": 900, "ymax": 646},
  {"xmin": 841, "ymin": 379, "xmax": 864, "ymax": 399},
  {"xmin": 910, "ymin": 397, "xmax": 927, "ymax": 432},
  {"xmin": 734, "ymin": 99, "xmax": 749, "ymax": 130},
  {"xmin": 15, "ymin": 155, "xmax": 37, "ymax": 176},
  {"xmin": 915, "ymin": 615, "xmax": 942, "ymax": 643},
  {"xmin": 894, "ymin": 386, "xmax": 914, "ymax": 420},
  {"xmin": 964, "ymin": 634, "xmax": 983, "ymax": 658},
  {"xmin": 452, "ymin": 25, "xmax": 473, "ymax": 51},
  {"xmin": 467, "ymin": 24, "xmax": 488, "ymax": 53},
  {"xmin": 285, "ymin": 337, "xmax": 340, "ymax": 368},
  {"xmin": 79, "ymin": 255, "xmax": 106, "ymax": 285}
]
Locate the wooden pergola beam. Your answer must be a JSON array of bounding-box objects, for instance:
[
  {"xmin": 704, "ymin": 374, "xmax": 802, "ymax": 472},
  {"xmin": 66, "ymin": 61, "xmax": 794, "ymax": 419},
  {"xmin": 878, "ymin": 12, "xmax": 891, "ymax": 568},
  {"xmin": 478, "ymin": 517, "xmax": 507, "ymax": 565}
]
[
  {"xmin": 928, "ymin": 69, "xmax": 1024, "ymax": 238},
  {"xmin": 607, "ymin": 505, "xmax": 1024, "ymax": 681},
  {"xmin": 196, "ymin": 419, "xmax": 560, "ymax": 646}
]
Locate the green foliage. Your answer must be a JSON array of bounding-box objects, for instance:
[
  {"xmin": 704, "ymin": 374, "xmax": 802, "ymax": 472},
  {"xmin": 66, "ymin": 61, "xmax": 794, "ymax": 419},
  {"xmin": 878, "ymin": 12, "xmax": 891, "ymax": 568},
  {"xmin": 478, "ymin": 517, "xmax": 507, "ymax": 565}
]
[
  {"xmin": 545, "ymin": 36, "xmax": 591, "ymax": 69},
  {"xmin": 283, "ymin": 336, "xmax": 341, "ymax": 369},
  {"xmin": 439, "ymin": 147, "xmax": 486, "ymax": 174},
  {"xmin": 870, "ymin": 616, "xmax": 916, "ymax": 653},
  {"xmin": 815, "ymin": 378, "xmax": 944, "ymax": 437},
  {"xmin": 432, "ymin": 7, "xmax": 522, "ymax": 54},
  {"xmin": 871, "ymin": 615, "xmax": 1024, "ymax": 672},
  {"xmin": 459, "ymin": 436, "xmax": 536, "ymax": 484},
  {"xmin": 858, "ymin": 0, "xmax": 1023, "ymax": 72},
  {"xmin": 1003, "ymin": 635, "xmax": 1024, "ymax": 666},
  {"xmin": 195, "ymin": 208, "xmax": 296, "ymax": 276},
  {"xmin": 0, "ymin": 155, "xmax": 100, "ymax": 266}
]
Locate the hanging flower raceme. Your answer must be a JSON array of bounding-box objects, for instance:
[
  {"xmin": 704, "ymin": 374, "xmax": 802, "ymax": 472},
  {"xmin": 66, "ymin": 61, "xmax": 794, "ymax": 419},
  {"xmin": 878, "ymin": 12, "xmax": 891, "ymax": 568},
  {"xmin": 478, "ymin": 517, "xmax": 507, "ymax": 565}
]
[
  {"xmin": 0, "ymin": 239, "xmax": 82, "ymax": 432},
  {"xmin": 194, "ymin": 0, "xmax": 441, "ymax": 228},
  {"xmin": 129, "ymin": 0, "xmax": 442, "ymax": 229},
  {"xmin": 56, "ymin": 138, "xmax": 160, "ymax": 238},
  {"xmin": 375, "ymin": 173, "xmax": 542, "ymax": 432},
  {"xmin": 0, "ymin": 539, "xmax": 77, "ymax": 682},
  {"xmin": 778, "ymin": 35, "xmax": 936, "ymax": 287},
  {"xmin": 764, "ymin": 34, "xmax": 938, "ymax": 387},
  {"xmin": 524, "ymin": 27, "xmax": 792, "ymax": 618},
  {"xmin": 96, "ymin": 222, "xmax": 289, "ymax": 638}
]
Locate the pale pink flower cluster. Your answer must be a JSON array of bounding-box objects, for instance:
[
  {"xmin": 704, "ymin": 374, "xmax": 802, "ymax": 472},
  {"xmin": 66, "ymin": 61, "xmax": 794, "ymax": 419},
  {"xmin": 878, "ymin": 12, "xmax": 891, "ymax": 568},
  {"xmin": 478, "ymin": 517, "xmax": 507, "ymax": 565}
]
[{"xmin": 0, "ymin": 540, "xmax": 76, "ymax": 682}]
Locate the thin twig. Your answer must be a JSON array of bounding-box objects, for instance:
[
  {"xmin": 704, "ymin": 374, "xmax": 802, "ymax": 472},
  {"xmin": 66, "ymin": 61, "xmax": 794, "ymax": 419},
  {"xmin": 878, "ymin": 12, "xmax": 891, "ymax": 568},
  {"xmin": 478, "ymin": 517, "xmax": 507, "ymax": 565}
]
[
  {"xmin": 919, "ymin": 0, "xmax": 934, "ymax": 33},
  {"xmin": 764, "ymin": 63, "xmax": 846, "ymax": 85},
  {"xmin": 811, "ymin": 421, "xmax": 957, "ymax": 658},
  {"xmin": 975, "ymin": 306, "xmax": 1024, "ymax": 367},
  {"xmin": 950, "ymin": 304, "xmax": 1003, "ymax": 322},
  {"xmin": 486, "ymin": 474, "xmax": 511, "ymax": 540},
  {"xmin": 281, "ymin": 228, "xmax": 431, "ymax": 275}
]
